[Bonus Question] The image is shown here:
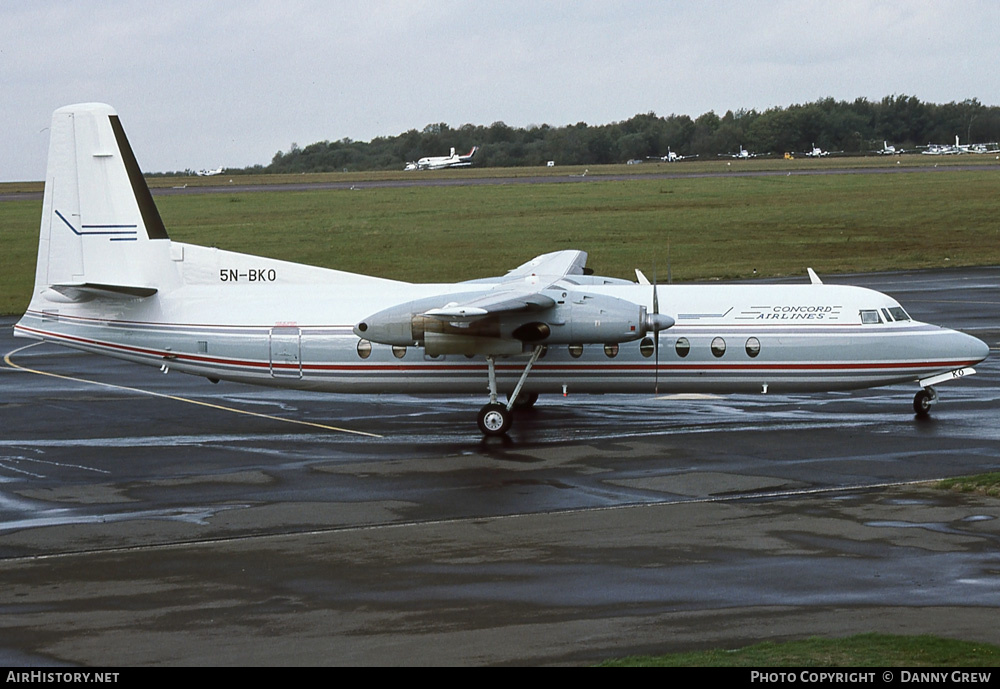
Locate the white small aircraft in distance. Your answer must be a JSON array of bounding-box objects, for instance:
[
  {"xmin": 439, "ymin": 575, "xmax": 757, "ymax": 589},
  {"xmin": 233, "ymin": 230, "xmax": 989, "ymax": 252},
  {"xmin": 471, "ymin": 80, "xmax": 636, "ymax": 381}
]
[
  {"xmin": 874, "ymin": 141, "xmax": 904, "ymax": 155},
  {"xmin": 967, "ymin": 141, "xmax": 1000, "ymax": 154},
  {"xmin": 648, "ymin": 147, "xmax": 697, "ymax": 162},
  {"xmin": 197, "ymin": 167, "xmax": 223, "ymax": 176},
  {"xmin": 404, "ymin": 146, "xmax": 478, "ymax": 170},
  {"xmin": 917, "ymin": 136, "xmax": 1000, "ymax": 156},
  {"xmin": 803, "ymin": 144, "xmax": 836, "ymax": 157},
  {"xmin": 920, "ymin": 136, "xmax": 965, "ymax": 156},
  {"xmin": 945, "ymin": 136, "xmax": 1000, "ymax": 155},
  {"xmin": 14, "ymin": 104, "xmax": 990, "ymax": 436},
  {"xmin": 719, "ymin": 145, "xmax": 758, "ymax": 159}
]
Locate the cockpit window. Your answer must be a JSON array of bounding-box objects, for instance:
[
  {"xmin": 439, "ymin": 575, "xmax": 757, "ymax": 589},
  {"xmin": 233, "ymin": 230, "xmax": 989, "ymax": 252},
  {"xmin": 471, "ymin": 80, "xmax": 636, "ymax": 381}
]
[
  {"xmin": 881, "ymin": 308, "xmax": 894, "ymax": 323},
  {"xmin": 888, "ymin": 307, "xmax": 910, "ymax": 321},
  {"xmin": 860, "ymin": 310, "xmax": 882, "ymax": 324}
]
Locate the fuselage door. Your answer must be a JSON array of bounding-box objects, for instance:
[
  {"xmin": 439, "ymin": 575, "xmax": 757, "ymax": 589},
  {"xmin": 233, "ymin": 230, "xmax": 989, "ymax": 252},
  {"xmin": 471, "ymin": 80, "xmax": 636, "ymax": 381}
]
[{"xmin": 269, "ymin": 326, "xmax": 302, "ymax": 378}]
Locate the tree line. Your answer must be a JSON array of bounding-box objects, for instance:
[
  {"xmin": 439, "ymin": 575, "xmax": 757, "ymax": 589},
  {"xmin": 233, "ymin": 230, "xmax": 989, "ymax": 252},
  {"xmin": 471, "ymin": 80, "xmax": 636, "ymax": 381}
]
[{"xmin": 262, "ymin": 96, "xmax": 1000, "ymax": 173}]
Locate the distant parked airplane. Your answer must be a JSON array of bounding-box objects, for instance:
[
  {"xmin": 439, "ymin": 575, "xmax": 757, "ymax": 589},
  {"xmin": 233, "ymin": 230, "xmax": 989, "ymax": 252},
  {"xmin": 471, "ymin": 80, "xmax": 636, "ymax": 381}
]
[
  {"xmin": 720, "ymin": 145, "xmax": 760, "ymax": 159},
  {"xmin": 647, "ymin": 147, "xmax": 697, "ymax": 162},
  {"xmin": 919, "ymin": 136, "xmax": 998, "ymax": 156},
  {"xmin": 405, "ymin": 146, "xmax": 479, "ymax": 170},
  {"xmin": 803, "ymin": 144, "xmax": 833, "ymax": 157},
  {"xmin": 874, "ymin": 141, "xmax": 905, "ymax": 155}
]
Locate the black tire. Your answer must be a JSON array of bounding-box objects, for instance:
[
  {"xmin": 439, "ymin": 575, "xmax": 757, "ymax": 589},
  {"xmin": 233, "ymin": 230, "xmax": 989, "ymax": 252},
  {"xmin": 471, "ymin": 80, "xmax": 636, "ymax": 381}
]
[
  {"xmin": 508, "ymin": 391, "xmax": 539, "ymax": 409},
  {"xmin": 913, "ymin": 389, "xmax": 933, "ymax": 417},
  {"xmin": 477, "ymin": 403, "xmax": 512, "ymax": 436}
]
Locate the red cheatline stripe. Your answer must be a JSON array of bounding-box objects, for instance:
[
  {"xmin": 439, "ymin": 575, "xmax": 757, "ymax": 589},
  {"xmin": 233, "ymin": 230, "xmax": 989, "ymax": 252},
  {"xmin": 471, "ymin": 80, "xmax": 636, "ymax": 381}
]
[{"xmin": 15, "ymin": 325, "xmax": 976, "ymax": 376}]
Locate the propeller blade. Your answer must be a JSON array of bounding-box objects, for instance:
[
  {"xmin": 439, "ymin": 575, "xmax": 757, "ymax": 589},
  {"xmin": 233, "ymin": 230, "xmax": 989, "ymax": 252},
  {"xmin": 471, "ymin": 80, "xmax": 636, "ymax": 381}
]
[{"xmin": 653, "ymin": 274, "xmax": 659, "ymax": 395}]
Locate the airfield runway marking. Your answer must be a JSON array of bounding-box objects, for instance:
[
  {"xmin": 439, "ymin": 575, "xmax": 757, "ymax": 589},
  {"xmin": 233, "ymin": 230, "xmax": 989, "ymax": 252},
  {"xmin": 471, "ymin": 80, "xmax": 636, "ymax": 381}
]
[
  {"xmin": 3, "ymin": 343, "xmax": 382, "ymax": 438},
  {"xmin": 0, "ymin": 477, "xmax": 937, "ymax": 563}
]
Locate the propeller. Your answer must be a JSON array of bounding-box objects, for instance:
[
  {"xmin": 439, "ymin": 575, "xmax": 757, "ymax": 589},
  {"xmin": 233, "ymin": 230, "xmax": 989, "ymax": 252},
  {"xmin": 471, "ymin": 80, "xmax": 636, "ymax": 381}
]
[
  {"xmin": 653, "ymin": 275, "xmax": 660, "ymax": 393},
  {"xmin": 638, "ymin": 261, "xmax": 673, "ymax": 393}
]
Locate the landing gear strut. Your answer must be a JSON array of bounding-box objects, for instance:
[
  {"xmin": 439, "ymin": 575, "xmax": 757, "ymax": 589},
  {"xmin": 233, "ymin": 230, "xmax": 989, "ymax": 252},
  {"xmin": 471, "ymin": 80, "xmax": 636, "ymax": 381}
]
[
  {"xmin": 478, "ymin": 346, "xmax": 544, "ymax": 437},
  {"xmin": 509, "ymin": 391, "xmax": 539, "ymax": 409}
]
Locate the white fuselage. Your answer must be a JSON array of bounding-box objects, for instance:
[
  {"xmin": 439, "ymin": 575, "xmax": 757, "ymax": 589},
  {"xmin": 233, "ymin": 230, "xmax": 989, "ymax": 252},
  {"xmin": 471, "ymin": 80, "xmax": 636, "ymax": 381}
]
[{"xmin": 15, "ymin": 241, "xmax": 988, "ymax": 398}]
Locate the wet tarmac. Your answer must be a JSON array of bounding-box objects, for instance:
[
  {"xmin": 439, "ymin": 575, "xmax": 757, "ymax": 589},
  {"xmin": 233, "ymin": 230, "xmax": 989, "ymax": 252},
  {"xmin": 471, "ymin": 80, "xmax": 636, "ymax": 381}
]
[{"xmin": 0, "ymin": 267, "xmax": 998, "ymax": 665}]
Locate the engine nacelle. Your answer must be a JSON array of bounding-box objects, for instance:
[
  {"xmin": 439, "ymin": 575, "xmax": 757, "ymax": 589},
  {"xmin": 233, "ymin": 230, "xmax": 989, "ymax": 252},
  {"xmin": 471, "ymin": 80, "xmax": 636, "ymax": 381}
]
[
  {"xmin": 354, "ymin": 291, "xmax": 492, "ymax": 347},
  {"xmin": 518, "ymin": 293, "xmax": 652, "ymax": 344}
]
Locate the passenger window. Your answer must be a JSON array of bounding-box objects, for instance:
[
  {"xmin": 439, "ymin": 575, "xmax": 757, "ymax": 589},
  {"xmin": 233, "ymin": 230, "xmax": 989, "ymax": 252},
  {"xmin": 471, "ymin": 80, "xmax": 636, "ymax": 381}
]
[
  {"xmin": 639, "ymin": 337, "xmax": 654, "ymax": 358},
  {"xmin": 860, "ymin": 310, "xmax": 882, "ymax": 324},
  {"xmin": 745, "ymin": 337, "xmax": 760, "ymax": 358},
  {"xmin": 604, "ymin": 343, "xmax": 619, "ymax": 358},
  {"xmin": 392, "ymin": 345, "xmax": 407, "ymax": 359},
  {"xmin": 568, "ymin": 344, "xmax": 584, "ymax": 358},
  {"xmin": 711, "ymin": 337, "xmax": 726, "ymax": 358},
  {"xmin": 675, "ymin": 337, "xmax": 690, "ymax": 358},
  {"xmin": 357, "ymin": 339, "xmax": 372, "ymax": 359}
]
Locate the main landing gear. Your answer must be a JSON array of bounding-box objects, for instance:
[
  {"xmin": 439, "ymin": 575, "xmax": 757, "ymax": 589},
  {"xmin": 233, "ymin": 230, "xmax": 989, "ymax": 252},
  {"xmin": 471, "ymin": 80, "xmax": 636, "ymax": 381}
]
[{"xmin": 478, "ymin": 347, "xmax": 544, "ymax": 437}]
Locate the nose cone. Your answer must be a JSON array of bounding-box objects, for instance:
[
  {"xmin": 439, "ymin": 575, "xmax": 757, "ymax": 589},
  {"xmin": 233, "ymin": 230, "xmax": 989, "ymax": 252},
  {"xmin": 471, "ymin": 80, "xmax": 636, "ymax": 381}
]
[
  {"xmin": 967, "ymin": 332, "xmax": 991, "ymax": 364},
  {"xmin": 947, "ymin": 329, "xmax": 991, "ymax": 365}
]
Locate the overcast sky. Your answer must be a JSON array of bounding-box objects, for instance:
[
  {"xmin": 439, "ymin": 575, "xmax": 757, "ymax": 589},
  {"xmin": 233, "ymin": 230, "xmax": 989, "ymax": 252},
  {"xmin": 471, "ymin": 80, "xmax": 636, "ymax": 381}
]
[{"xmin": 3, "ymin": 1, "xmax": 998, "ymax": 181}]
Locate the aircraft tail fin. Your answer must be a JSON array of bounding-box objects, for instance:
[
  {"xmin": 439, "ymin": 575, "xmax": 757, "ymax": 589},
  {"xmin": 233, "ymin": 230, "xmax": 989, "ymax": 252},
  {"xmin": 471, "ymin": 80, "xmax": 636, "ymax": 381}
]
[{"xmin": 30, "ymin": 103, "xmax": 170, "ymax": 302}]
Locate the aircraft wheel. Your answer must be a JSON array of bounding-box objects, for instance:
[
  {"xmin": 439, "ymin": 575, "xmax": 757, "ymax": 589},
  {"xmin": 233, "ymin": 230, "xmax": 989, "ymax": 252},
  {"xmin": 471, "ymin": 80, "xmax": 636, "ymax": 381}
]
[
  {"xmin": 913, "ymin": 389, "xmax": 933, "ymax": 417},
  {"xmin": 508, "ymin": 391, "xmax": 539, "ymax": 409},
  {"xmin": 478, "ymin": 403, "xmax": 512, "ymax": 436}
]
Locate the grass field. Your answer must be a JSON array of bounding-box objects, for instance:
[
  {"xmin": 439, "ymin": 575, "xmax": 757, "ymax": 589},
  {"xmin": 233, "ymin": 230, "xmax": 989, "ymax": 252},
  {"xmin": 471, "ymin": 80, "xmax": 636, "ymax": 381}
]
[{"xmin": 1, "ymin": 161, "xmax": 999, "ymax": 315}]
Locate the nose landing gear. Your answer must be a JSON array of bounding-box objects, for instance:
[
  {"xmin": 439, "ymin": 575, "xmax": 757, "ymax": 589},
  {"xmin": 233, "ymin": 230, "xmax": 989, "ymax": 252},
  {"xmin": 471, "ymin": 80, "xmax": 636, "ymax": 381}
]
[{"xmin": 913, "ymin": 387, "xmax": 936, "ymax": 417}]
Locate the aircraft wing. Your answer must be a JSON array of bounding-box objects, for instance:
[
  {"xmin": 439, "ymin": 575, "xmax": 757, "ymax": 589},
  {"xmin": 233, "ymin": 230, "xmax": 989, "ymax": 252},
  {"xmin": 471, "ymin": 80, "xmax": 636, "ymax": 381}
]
[
  {"xmin": 424, "ymin": 250, "xmax": 588, "ymax": 322},
  {"xmin": 355, "ymin": 248, "xmax": 673, "ymax": 351},
  {"xmin": 502, "ymin": 249, "xmax": 589, "ymax": 281},
  {"xmin": 423, "ymin": 289, "xmax": 556, "ymax": 321}
]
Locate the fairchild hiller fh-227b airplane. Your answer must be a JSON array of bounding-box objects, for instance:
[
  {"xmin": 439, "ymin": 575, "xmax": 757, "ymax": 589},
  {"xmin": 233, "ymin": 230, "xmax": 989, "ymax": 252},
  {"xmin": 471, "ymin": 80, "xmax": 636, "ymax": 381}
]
[{"xmin": 14, "ymin": 104, "xmax": 990, "ymax": 436}]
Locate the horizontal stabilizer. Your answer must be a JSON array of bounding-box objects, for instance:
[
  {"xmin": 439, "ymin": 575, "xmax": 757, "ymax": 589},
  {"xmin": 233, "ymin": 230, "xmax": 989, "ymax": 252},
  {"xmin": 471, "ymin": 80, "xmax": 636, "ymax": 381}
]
[{"xmin": 47, "ymin": 282, "xmax": 158, "ymax": 302}]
